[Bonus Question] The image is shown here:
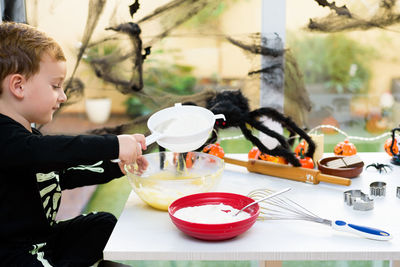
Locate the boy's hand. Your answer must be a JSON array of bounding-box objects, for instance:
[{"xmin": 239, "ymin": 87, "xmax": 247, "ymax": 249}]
[
  {"xmin": 117, "ymin": 134, "xmax": 146, "ymax": 166},
  {"xmin": 136, "ymin": 155, "xmax": 149, "ymax": 174},
  {"xmin": 132, "ymin": 134, "xmax": 147, "ymax": 150},
  {"xmin": 117, "ymin": 155, "xmax": 148, "ymax": 175}
]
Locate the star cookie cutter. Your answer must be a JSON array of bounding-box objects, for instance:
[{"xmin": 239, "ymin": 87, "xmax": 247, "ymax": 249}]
[{"xmin": 344, "ymin": 189, "xmax": 374, "ymax": 211}]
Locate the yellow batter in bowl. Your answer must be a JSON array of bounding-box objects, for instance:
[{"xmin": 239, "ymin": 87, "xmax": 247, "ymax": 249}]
[{"xmin": 125, "ymin": 152, "xmax": 224, "ymax": 211}]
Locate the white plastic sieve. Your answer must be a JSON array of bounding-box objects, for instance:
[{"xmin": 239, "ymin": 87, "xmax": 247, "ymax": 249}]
[{"xmin": 145, "ymin": 103, "xmax": 225, "ymax": 152}]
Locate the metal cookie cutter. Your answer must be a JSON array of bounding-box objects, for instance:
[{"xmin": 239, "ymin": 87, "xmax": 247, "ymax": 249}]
[
  {"xmin": 370, "ymin": 181, "xmax": 386, "ymax": 197},
  {"xmin": 344, "ymin": 190, "xmax": 374, "ymax": 211}
]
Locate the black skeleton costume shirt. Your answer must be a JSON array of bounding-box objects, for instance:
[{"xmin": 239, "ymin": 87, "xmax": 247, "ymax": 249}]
[{"xmin": 0, "ymin": 113, "xmax": 124, "ymax": 246}]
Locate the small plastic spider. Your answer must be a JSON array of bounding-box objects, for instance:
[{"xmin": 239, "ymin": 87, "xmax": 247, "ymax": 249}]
[
  {"xmin": 366, "ymin": 163, "xmax": 393, "ymax": 174},
  {"xmin": 182, "ymin": 90, "xmax": 316, "ymax": 167}
]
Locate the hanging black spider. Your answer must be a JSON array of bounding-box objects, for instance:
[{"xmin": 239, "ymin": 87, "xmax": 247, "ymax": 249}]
[
  {"xmin": 174, "ymin": 90, "xmax": 316, "ymax": 167},
  {"xmin": 366, "ymin": 163, "xmax": 393, "ymax": 174}
]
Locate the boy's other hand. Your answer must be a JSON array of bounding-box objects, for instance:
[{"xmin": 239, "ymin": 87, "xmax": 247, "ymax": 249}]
[
  {"xmin": 136, "ymin": 155, "xmax": 149, "ymax": 174},
  {"xmin": 117, "ymin": 155, "xmax": 148, "ymax": 175},
  {"xmin": 132, "ymin": 134, "xmax": 148, "ymax": 173}
]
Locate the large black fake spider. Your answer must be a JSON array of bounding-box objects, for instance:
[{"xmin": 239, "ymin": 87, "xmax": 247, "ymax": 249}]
[
  {"xmin": 366, "ymin": 163, "xmax": 393, "ymax": 174},
  {"xmin": 180, "ymin": 90, "xmax": 316, "ymax": 167}
]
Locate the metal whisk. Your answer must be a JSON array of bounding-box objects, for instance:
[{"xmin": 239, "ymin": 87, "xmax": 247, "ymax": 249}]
[{"xmin": 247, "ymin": 189, "xmax": 392, "ymax": 241}]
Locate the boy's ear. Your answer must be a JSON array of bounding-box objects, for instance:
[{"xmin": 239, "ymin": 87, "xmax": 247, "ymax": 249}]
[{"xmin": 8, "ymin": 74, "xmax": 26, "ymax": 99}]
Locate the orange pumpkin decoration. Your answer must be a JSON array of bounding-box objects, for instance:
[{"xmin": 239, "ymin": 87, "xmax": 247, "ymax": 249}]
[
  {"xmin": 296, "ymin": 148, "xmax": 314, "ymax": 169},
  {"xmin": 321, "ymin": 116, "xmax": 340, "ymax": 134},
  {"xmin": 173, "ymin": 152, "xmax": 196, "ymax": 168},
  {"xmin": 334, "ymin": 139, "xmax": 357, "ymax": 156},
  {"xmin": 295, "ymin": 140, "xmax": 308, "ymax": 156},
  {"xmin": 265, "ymin": 154, "xmax": 288, "ymax": 164},
  {"xmin": 185, "ymin": 152, "xmax": 196, "ymax": 168},
  {"xmin": 202, "ymin": 143, "xmax": 225, "ymax": 159},
  {"xmin": 248, "ymin": 147, "xmax": 287, "ymax": 164},
  {"xmin": 384, "ymin": 137, "xmax": 399, "ymax": 157},
  {"xmin": 365, "ymin": 113, "xmax": 389, "ymax": 134},
  {"xmin": 248, "ymin": 147, "xmax": 263, "ymax": 160}
]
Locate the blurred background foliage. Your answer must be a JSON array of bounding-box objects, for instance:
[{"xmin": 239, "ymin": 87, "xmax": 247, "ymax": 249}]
[
  {"xmin": 125, "ymin": 48, "xmax": 198, "ymax": 117},
  {"xmin": 288, "ymin": 33, "xmax": 375, "ymax": 94}
]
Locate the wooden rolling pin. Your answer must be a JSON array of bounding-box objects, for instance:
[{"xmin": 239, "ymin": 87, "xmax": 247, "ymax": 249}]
[{"xmin": 223, "ymin": 157, "xmax": 351, "ymax": 186}]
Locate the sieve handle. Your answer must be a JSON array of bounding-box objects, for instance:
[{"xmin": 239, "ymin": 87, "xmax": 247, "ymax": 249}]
[
  {"xmin": 331, "ymin": 220, "xmax": 392, "ymax": 241},
  {"xmin": 145, "ymin": 132, "xmax": 164, "ymax": 146}
]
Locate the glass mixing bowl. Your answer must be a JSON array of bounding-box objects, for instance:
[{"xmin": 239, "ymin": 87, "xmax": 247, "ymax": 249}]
[{"xmin": 125, "ymin": 152, "xmax": 225, "ymax": 211}]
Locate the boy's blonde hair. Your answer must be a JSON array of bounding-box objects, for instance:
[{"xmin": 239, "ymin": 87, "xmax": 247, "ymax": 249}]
[{"xmin": 0, "ymin": 22, "xmax": 66, "ymax": 94}]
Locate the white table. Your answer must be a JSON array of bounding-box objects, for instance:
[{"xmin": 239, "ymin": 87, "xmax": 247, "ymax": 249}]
[{"xmin": 104, "ymin": 153, "xmax": 400, "ymax": 265}]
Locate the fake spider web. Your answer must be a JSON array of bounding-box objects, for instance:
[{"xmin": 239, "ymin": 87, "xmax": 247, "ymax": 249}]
[
  {"xmin": 307, "ymin": 0, "xmax": 400, "ymax": 32},
  {"xmin": 49, "ymin": 0, "xmax": 317, "ymax": 136}
]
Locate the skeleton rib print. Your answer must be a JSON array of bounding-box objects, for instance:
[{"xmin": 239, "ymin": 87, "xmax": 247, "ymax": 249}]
[{"xmin": 36, "ymin": 172, "xmax": 61, "ymax": 226}]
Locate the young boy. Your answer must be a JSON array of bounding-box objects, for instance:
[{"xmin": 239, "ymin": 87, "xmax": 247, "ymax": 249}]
[{"xmin": 0, "ymin": 22, "xmax": 148, "ymax": 266}]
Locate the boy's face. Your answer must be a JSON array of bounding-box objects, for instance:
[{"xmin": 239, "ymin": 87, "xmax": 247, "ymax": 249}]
[{"xmin": 22, "ymin": 54, "xmax": 67, "ymax": 125}]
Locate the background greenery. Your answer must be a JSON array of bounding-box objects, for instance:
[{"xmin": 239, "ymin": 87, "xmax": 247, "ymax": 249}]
[
  {"xmin": 287, "ymin": 33, "xmax": 375, "ymax": 94},
  {"xmin": 125, "ymin": 48, "xmax": 198, "ymax": 117}
]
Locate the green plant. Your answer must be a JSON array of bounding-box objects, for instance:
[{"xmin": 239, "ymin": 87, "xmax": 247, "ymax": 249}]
[
  {"xmin": 124, "ymin": 53, "xmax": 197, "ymax": 117},
  {"xmin": 79, "ymin": 40, "xmax": 125, "ymax": 98},
  {"xmin": 82, "ymin": 41, "xmax": 126, "ymax": 79},
  {"xmin": 183, "ymin": 2, "xmax": 228, "ymax": 28},
  {"xmin": 125, "ymin": 96, "xmax": 152, "ymax": 117},
  {"xmin": 288, "ymin": 33, "xmax": 375, "ymax": 94},
  {"xmin": 144, "ymin": 62, "xmax": 197, "ymax": 95},
  {"xmin": 84, "ymin": 42, "xmax": 119, "ymax": 62}
]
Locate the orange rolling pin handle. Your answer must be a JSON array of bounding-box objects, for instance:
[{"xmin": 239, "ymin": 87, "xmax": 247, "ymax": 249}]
[
  {"xmin": 246, "ymin": 159, "xmax": 321, "ymax": 184},
  {"xmin": 317, "ymin": 173, "xmax": 352, "ymax": 186}
]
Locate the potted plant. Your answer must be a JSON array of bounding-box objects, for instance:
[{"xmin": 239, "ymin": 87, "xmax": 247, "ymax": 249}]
[{"xmin": 85, "ymin": 97, "xmax": 112, "ymax": 124}]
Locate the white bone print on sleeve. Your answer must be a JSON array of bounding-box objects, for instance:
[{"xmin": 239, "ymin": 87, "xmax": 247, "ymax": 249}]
[{"xmin": 36, "ymin": 172, "xmax": 61, "ymax": 225}]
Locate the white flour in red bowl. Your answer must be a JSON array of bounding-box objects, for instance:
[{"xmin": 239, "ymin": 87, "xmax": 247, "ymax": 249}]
[{"xmin": 173, "ymin": 203, "xmax": 251, "ymax": 224}]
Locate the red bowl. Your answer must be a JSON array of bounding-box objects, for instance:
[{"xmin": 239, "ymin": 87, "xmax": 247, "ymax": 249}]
[{"xmin": 168, "ymin": 192, "xmax": 259, "ymax": 241}]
